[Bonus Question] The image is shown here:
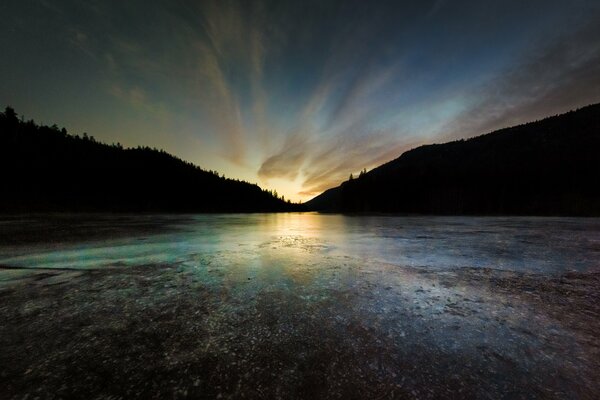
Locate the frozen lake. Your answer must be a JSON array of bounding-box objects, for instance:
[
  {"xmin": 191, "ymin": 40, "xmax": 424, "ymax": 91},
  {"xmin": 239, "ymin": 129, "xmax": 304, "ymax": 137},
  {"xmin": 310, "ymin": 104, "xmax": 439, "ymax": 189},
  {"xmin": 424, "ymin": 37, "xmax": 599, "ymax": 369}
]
[
  {"xmin": 1, "ymin": 214, "xmax": 599, "ymax": 399},
  {"xmin": 1, "ymin": 213, "xmax": 599, "ymax": 274}
]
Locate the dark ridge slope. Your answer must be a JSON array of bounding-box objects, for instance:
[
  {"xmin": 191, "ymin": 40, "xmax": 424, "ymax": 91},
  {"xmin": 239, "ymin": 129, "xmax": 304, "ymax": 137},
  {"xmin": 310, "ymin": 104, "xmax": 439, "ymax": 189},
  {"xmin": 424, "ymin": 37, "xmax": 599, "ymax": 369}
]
[
  {"xmin": 306, "ymin": 103, "xmax": 600, "ymax": 215},
  {"xmin": 0, "ymin": 107, "xmax": 297, "ymax": 212}
]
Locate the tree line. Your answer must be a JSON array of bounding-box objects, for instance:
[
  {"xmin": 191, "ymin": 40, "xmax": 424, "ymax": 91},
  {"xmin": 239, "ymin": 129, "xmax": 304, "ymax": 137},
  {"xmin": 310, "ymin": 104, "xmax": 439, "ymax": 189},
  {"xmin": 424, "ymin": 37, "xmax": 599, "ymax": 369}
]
[{"xmin": 0, "ymin": 106, "xmax": 302, "ymax": 213}]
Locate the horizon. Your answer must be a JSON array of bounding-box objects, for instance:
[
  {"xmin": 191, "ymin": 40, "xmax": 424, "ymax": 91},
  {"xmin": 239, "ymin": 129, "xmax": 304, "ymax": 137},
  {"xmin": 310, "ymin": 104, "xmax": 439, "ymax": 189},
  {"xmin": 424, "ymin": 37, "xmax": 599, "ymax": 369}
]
[
  {"xmin": 4, "ymin": 101, "xmax": 599, "ymax": 205},
  {"xmin": 2, "ymin": 1, "xmax": 599, "ymax": 202}
]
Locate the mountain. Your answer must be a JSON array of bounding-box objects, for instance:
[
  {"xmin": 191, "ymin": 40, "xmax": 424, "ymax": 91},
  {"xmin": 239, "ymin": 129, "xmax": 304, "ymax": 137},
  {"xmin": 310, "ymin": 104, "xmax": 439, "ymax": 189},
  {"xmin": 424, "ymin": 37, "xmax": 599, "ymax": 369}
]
[
  {"xmin": 306, "ymin": 103, "xmax": 600, "ymax": 216},
  {"xmin": 0, "ymin": 107, "xmax": 298, "ymax": 213}
]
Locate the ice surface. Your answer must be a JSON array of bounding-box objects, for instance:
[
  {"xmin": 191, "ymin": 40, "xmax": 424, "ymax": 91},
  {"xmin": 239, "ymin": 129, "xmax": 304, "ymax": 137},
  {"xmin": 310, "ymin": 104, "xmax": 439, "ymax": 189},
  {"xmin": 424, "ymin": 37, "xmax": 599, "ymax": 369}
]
[
  {"xmin": 1, "ymin": 213, "xmax": 599, "ymax": 273},
  {"xmin": 1, "ymin": 214, "xmax": 599, "ymax": 398}
]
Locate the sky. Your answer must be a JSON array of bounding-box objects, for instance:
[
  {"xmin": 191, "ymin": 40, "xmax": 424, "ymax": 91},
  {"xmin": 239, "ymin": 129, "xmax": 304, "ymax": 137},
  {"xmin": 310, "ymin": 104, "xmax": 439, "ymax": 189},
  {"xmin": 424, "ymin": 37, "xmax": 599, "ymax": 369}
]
[{"xmin": 1, "ymin": 0, "xmax": 599, "ymax": 202}]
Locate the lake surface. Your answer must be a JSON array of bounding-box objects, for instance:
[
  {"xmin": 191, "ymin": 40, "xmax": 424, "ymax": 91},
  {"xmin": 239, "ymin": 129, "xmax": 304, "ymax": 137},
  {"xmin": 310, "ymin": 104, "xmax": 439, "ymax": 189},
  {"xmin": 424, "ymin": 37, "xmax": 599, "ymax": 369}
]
[
  {"xmin": 1, "ymin": 213, "xmax": 599, "ymax": 274},
  {"xmin": 1, "ymin": 214, "xmax": 599, "ymax": 399}
]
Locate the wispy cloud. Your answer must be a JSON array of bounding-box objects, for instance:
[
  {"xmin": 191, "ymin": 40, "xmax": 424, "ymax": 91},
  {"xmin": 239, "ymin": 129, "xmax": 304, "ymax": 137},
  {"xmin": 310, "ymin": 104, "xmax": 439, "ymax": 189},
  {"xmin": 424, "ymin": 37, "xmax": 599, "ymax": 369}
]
[
  {"xmin": 192, "ymin": 0, "xmax": 272, "ymax": 164},
  {"xmin": 255, "ymin": 14, "xmax": 412, "ymax": 198},
  {"xmin": 298, "ymin": 128, "xmax": 415, "ymax": 198},
  {"xmin": 443, "ymin": 18, "xmax": 600, "ymax": 140},
  {"xmin": 258, "ymin": 131, "xmax": 308, "ymax": 181},
  {"xmin": 62, "ymin": 0, "xmax": 272, "ymax": 165}
]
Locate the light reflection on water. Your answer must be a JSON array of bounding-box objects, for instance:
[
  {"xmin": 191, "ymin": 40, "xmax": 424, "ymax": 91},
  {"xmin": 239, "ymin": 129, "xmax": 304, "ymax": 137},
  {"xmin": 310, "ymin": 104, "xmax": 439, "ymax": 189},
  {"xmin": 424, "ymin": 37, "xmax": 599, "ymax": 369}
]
[{"xmin": 0, "ymin": 213, "xmax": 599, "ymax": 273}]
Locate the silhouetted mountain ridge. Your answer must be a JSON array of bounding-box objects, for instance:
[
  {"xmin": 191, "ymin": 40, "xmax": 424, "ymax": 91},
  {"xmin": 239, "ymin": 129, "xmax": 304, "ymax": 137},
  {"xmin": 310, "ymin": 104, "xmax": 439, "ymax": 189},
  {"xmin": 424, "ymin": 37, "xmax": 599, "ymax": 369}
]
[
  {"xmin": 307, "ymin": 103, "xmax": 600, "ymax": 215},
  {"xmin": 0, "ymin": 107, "xmax": 298, "ymax": 212}
]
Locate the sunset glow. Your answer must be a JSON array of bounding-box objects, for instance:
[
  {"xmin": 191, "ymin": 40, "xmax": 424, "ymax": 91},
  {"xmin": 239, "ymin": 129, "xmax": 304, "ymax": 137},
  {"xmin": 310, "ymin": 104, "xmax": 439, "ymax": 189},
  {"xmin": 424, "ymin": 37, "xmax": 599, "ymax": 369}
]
[{"xmin": 1, "ymin": 1, "xmax": 599, "ymax": 201}]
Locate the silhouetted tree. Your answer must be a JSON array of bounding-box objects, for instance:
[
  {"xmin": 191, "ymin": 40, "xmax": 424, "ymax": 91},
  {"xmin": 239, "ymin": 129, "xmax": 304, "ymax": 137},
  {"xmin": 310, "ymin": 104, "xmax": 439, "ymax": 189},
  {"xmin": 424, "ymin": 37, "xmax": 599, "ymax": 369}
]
[{"xmin": 4, "ymin": 106, "xmax": 17, "ymax": 122}]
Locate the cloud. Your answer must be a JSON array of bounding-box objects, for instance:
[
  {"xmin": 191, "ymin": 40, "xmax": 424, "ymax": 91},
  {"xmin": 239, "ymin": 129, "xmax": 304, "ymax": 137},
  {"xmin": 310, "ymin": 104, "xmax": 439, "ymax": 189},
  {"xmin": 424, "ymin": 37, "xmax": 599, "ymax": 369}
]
[
  {"xmin": 108, "ymin": 84, "xmax": 169, "ymax": 119},
  {"xmin": 258, "ymin": 132, "xmax": 308, "ymax": 181},
  {"xmin": 190, "ymin": 0, "xmax": 275, "ymax": 164},
  {"xmin": 109, "ymin": 84, "xmax": 146, "ymax": 108},
  {"xmin": 193, "ymin": 40, "xmax": 246, "ymax": 163},
  {"xmin": 443, "ymin": 17, "xmax": 600, "ymax": 140},
  {"xmin": 258, "ymin": 114, "xmax": 415, "ymax": 198},
  {"xmin": 298, "ymin": 129, "xmax": 414, "ymax": 198},
  {"xmin": 256, "ymin": 44, "xmax": 408, "ymax": 197},
  {"xmin": 59, "ymin": 0, "xmax": 273, "ymax": 165}
]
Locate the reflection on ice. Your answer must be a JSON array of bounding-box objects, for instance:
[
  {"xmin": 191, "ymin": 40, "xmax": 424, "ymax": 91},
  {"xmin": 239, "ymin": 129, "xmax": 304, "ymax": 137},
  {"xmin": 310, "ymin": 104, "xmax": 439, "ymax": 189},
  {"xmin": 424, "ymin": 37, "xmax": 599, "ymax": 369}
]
[{"xmin": 1, "ymin": 213, "xmax": 599, "ymax": 273}]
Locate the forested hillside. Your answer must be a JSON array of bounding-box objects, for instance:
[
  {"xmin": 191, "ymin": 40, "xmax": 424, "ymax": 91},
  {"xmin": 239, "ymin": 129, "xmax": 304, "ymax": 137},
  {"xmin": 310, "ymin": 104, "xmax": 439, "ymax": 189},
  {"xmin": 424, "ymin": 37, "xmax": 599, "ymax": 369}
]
[
  {"xmin": 307, "ymin": 104, "xmax": 600, "ymax": 216},
  {"xmin": 0, "ymin": 107, "xmax": 297, "ymax": 213}
]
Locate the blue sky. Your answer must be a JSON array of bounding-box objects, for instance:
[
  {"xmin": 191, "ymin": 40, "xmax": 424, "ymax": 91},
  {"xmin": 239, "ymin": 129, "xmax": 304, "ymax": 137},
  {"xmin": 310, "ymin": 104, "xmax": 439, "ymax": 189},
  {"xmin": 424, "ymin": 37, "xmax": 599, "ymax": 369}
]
[{"xmin": 2, "ymin": 0, "xmax": 599, "ymax": 201}]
